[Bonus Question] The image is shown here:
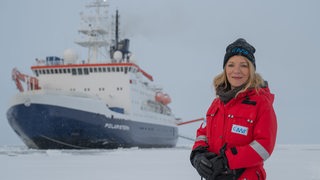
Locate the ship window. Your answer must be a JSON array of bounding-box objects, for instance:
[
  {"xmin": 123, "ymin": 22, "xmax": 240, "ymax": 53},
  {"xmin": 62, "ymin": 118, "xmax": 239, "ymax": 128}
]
[
  {"xmin": 98, "ymin": 67, "xmax": 102, "ymax": 72},
  {"xmin": 46, "ymin": 69, "xmax": 50, "ymax": 74},
  {"xmin": 89, "ymin": 68, "xmax": 93, "ymax": 73},
  {"xmin": 94, "ymin": 68, "xmax": 97, "ymax": 72},
  {"xmin": 116, "ymin": 67, "xmax": 120, "ymax": 72},
  {"xmin": 112, "ymin": 67, "xmax": 115, "ymax": 72},
  {"xmin": 102, "ymin": 67, "xmax": 106, "ymax": 72},
  {"xmin": 78, "ymin": 68, "xmax": 83, "ymax": 75},
  {"xmin": 34, "ymin": 70, "xmax": 39, "ymax": 77},
  {"xmin": 124, "ymin": 67, "xmax": 128, "ymax": 74},
  {"xmin": 120, "ymin": 67, "xmax": 123, "ymax": 72},
  {"xmin": 107, "ymin": 67, "xmax": 110, "ymax": 72},
  {"xmin": 42, "ymin": 70, "xmax": 46, "ymax": 74},
  {"xmin": 58, "ymin": 69, "xmax": 62, "ymax": 74},
  {"xmin": 51, "ymin": 69, "xmax": 54, "ymax": 74},
  {"xmin": 67, "ymin": 69, "xmax": 71, "ymax": 73},
  {"xmin": 72, "ymin": 68, "xmax": 77, "ymax": 75},
  {"xmin": 63, "ymin": 69, "xmax": 67, "ymax": 73},
  {"xmin": 84, "ymin": 68, "xmax": 89, "ymax": 75}
]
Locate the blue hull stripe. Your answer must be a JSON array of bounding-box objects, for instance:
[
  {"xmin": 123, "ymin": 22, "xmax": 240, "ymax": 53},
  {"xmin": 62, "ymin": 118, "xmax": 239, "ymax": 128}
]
[{"xmin": 7, "ymin": 103, "xmax": 178, "ymax": 149}]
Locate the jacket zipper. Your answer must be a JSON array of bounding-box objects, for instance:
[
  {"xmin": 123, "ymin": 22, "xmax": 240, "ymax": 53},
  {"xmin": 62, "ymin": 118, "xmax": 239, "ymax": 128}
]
[{"xmin": 222, "ymin": 103, "xmax": 229, "ymax": 147}]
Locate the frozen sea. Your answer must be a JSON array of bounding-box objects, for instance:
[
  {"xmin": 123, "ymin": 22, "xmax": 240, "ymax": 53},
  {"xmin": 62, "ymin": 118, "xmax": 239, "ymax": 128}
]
[{"xmin": 1, "ymin": 144, "xmax": 320, "ymax": 180}]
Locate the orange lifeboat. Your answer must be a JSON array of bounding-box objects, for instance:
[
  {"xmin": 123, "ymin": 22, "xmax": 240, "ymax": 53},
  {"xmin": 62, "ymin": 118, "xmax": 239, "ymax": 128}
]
[
  {"xmin": 162, "ymin": 94, "xmax": 171, "ymax": 105},
  {"xmin": 155, "ymin": 92, "xmax": 171, "ymax": 105}
]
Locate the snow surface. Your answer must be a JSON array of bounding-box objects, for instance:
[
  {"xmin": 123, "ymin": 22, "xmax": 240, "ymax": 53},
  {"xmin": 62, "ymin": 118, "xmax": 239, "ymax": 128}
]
[{"xmin": 1, "ymin": 144, "xmax": 320, "ymax": 180}]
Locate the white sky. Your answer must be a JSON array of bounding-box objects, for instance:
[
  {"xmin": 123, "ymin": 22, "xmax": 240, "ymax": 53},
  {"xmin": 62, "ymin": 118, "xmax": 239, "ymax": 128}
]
[{"xmin": 1, "ymin": 0, "xmax": 319, "ymax": 145}]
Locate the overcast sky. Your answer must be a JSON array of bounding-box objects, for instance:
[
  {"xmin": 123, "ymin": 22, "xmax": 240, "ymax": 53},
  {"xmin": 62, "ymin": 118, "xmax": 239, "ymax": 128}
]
[{"xmin": 1, "ymin": 0, "xmax": 319, "ymax": 146}]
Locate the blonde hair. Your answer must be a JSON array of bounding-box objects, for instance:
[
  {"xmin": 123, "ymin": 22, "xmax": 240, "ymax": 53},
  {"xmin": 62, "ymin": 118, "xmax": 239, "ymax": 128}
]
[{"xmin": 213, "ymin": 58, "xmax": 265, "ymax": 96}]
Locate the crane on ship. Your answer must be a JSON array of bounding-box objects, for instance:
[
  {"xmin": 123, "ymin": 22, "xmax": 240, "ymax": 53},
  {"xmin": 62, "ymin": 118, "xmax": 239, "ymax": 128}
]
[{"xmin": 12, "ymin": 68, "xmax": 41, "ymax": 92}]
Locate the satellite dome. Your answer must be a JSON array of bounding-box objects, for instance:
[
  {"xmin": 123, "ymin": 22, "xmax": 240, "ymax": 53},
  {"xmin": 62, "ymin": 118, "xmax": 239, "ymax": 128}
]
[
  {"xmin": 113, "ymin": 50, "xmax": 123, "ymax": 61},
  {"xmin": 63, "ymin": 49, "xmax": 78, "ymax": 64}
]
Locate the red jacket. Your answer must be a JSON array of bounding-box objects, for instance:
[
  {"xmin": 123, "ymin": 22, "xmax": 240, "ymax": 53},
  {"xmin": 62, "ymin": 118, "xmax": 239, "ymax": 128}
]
[{"xmin": 193, "ymin": 87, "xmax": 277, "ymax": 180}]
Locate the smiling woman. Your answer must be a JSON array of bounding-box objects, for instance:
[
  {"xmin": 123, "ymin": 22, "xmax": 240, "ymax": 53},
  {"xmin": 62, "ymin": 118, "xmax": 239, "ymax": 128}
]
[
  {"xmin": 225, "ymin": 56, "xmax": 250, "ymax": 89},
  {"xmin": 190, "ymin": 38, "xmax": 277, "ymax": 180}
]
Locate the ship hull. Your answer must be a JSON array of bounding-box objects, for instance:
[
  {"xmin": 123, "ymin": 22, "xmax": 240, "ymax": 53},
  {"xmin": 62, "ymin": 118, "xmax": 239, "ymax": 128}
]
[{"xmin": 6, "ymin": 94, "xmax": 178, "ymax": 149}]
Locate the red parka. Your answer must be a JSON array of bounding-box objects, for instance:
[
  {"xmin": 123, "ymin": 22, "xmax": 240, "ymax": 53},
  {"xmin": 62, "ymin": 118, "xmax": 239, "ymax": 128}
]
[{"xmin": 192, "ymin": 87, "xmax": 277, "ymax": 180}]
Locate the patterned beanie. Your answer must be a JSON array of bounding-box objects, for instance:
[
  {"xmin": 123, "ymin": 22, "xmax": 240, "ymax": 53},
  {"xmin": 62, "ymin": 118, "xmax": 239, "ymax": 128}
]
[{"xmin": 223, "ymin": 38, "xmax": 256, "ymax": 69}]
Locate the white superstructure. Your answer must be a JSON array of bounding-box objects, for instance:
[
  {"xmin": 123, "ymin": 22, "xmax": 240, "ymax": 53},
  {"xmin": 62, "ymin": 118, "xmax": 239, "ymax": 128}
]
[{"xmin": 7, "ymin": 0, "xmax": 178, "ymax": 149}]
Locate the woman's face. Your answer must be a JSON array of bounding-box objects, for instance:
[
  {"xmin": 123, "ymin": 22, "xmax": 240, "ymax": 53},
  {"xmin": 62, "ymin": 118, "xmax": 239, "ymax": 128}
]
[{"xmin": 225, "ymin": 55, "xmax": 250, "ymax": 89}]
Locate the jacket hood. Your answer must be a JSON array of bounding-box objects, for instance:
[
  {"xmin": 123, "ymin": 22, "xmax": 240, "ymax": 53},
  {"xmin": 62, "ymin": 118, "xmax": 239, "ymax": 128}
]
[
  {"xmin": 237, "ymin": 85, "xmax": 275, "ymax": 105},
  {"xmin": 258, "ymin": 86, "xmax": 275, "ymax": 105}
]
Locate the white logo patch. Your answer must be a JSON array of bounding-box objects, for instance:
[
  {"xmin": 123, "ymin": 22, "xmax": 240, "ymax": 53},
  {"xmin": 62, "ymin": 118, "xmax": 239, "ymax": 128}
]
[{"xmin": 231, "ymin": 124, "xmax": 248, "ymax": 136}]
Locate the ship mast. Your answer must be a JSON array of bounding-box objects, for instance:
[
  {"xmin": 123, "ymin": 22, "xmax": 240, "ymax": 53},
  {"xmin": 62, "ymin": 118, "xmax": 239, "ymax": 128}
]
[
  {"xmin": 76, "ymin": 0, "xmax": 110, "ymax": 63},
  {"xmin": 110, "ymin": 10, "xmax": 131, "ymax": 63}
]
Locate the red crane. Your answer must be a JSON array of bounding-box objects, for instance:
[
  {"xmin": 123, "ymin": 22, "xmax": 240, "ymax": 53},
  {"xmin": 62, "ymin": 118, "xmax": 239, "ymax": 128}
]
[{"xmin": 12, "ymin": 68, "xmax": 41, "ymax": 92}]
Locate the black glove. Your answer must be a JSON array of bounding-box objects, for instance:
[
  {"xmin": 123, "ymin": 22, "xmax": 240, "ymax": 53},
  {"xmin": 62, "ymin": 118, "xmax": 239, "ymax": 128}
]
[
  {"xmin": 208, "ymin": 155, "xmax": 228, "ymax": 180},
  {"xmin": 190, "ymin": 146, "xmax": 217, "ymax": 179},
  {"xmin": 208, "ymin": 144, "xmax": 246, "ymax": 180},
  {"xmin": 208, "ymin": 156, "xmax": 245, "ymax": 180}
]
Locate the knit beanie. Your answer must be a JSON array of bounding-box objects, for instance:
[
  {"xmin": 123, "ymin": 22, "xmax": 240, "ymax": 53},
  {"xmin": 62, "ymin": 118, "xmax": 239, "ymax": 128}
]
[{"xmin": 223, "ymin": 38, "xmax": 256, "ymax": 69}]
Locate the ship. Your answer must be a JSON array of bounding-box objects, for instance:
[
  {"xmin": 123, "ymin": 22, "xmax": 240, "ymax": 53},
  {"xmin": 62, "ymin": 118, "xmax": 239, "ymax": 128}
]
[{"xmin": 6, "ymin": 0, "xmax": 179, "ymax": 149}]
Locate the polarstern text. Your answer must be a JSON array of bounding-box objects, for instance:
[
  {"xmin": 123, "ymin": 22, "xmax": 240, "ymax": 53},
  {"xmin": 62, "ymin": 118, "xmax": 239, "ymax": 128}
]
[{"xmin": 104, "ymin": 123, "xmax": 130, "ymax": 131}]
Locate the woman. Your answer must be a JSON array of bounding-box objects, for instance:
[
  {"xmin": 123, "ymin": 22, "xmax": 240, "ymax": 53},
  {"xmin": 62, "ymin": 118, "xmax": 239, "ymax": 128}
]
[{"xmin": 190, "ymin": 38, "xmax": 277, "ymax": 180}]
